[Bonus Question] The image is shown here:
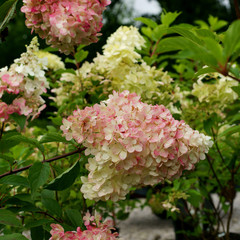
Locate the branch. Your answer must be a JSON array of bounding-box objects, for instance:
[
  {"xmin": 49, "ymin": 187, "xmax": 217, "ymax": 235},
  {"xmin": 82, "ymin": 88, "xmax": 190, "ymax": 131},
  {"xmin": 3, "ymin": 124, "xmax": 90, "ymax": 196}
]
[
  {"xmin": 234, "ymin": 0, "xmax": 240, "ymax": 19},
  {"xmin": 0, "ymin": 147, "xmax": 86, "ymax": 179},
  {"xmin": 226, "ymin": 73, "xmax": 240, "ymax": 82},
  {"xmin": 206, "ymin": 154, "xmax": 224, "ymax": 190},
  {"xmin": 0, "ymin": 122, "xmax": 5, "ymax": 141}
]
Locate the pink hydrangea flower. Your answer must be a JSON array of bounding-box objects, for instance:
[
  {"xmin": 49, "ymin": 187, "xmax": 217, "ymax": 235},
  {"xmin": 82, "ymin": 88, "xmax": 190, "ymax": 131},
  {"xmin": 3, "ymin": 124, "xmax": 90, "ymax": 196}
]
[
  {"xmin": 21, "ymin": 0, "xmax": 111, "ymax": 54},
  {"xmin": 0, "ymin": 37, "xmax": 49, "ymax": 123},
  {"xmin": 49, "ymin": 212, "xmax": 121, "ymax": 240},
  {"xmin": 61, "ymin": 91, "xmax": 213, "ymax": 201}
]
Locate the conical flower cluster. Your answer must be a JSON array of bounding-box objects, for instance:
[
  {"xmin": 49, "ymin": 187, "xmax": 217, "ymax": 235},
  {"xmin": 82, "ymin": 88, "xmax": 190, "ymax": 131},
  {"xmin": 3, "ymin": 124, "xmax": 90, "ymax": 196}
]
[{"xmin": 61, "ymin": 91, "xmax": 213, "ymax": 201}]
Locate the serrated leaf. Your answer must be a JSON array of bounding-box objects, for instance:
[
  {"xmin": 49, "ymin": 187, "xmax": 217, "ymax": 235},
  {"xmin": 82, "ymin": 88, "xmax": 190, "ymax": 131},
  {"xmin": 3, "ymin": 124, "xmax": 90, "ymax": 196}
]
[
  {"xmin": 28, "ymin": 162, "xmax": 50, "ymax": 197},
  {"xmin": 45, "ymin": 161, "xmax": 79, "ymax": 191},
  {"xmin": 0, "ymin": 234, "xmax": 28, "ymax": 240},
  {"xmin": 223, "ymin": 20, "xmax": 240, "ymax": 60},
  {"xmin": 0, "ymin": 175, "xmax": 29, "ymax": 187},
  {"xmin": 135, "ymin": 17, "xmax": 157, "ymax": 28},
  {"xmin": 65, "ymin": 209, "xmax": 84, "ymax": 229},
  {"xmin": 74, "ymin": 50, "xmax": 88, "ymax": 63},
  {"xmin": 161, "ymin": 11, "xmax": 181, "ymax": 26},
  {"xmin": 203, "ymin": 118, "xmax": 214, "ymax": 136},
  {"xmin": 40, "ymin": 132, "xmax": 69, "ymax": 144},
  {"xmin": 0, "ymin": 0, "xmax": 18, "ymax": 32},
  {"xmin": 0, "ymin": 209, "xmax": 21, "ymax": 226}
]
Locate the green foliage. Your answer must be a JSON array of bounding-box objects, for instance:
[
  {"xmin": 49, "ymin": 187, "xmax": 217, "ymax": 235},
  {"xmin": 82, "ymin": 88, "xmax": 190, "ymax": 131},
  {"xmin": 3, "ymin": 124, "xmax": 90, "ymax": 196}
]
[
  {"xmin": 45, "ymin": 161, "xmax": 80, "ymax": 191},
  {"xmin": 0, "ymin": 0, "xmax": 18, "ymax": 32}
]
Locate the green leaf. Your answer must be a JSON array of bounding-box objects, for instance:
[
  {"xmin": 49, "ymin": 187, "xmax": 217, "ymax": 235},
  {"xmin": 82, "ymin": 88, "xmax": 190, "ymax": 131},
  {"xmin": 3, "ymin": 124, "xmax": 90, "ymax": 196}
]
[
  {"xmin": 208, "ymin": 15, "xmax": 228, "ymax": 31},
  {"xmin": 45, "ymin": 161, "xmax": 80, "ymax": 191},
  {"xmin": 161, "ymin": 10, "xmax": 181, "ymax": 26},
  {"xmin": 0, "ymin": 132, "xmax": 20, "ymax": 152},
  {"xmin": 0, "ymin": 209, "xmax": 21, "ymax": 226},
  {"xmin": 203, "ymin": 118, "xmax": 215, "ymax": 135},
  {"xmin": 194, "ymin": 67, "xmax": 217, "ymax": 78},
  {"xmin": 28, "ymin": 162, "xmax": 50, "ymax": 197},
  {"xmin": 0, "ymin": 234, "xmax": 28, "ymax": 240},
  {"xmin": 25, "ymin": 219, "xmax": 52, "ymax": 229},
  {"xmin": 31, "ymin": 226, "xmax": 44, "ymax": 240},
  {"xmin": 135, "ymin": 17, "xmax": 157, "ymax": 28},
  {"xmin": 170, "ymin": 26, "xmax": 203, "ymax": 45},
  {"xmin": 7, "ymin": 135, "xmax": 45, "ymax": 154},
  {"xmin": 0, "ymin": 0, "xmax": 18, "ymax": 32},
  {"xmin": 218, "ymin": 125, "xmax": 240, "ymax": 139},
  {"xmin": 41, "ymin": 198, "xmax": 62, "ymax": 218},
  {"xmin": 0, "ymin": 153, "xmax": 15, "ymax": 164},
  {"xmin": 187, "ymin": 189, "xmax": 202, "ymax": 208},
  {"xmin": 40, "ymin": 132, "xmax": 69, "ymax": 144},
  {"xmin": 74, "ymin": 50, "xmax": 88, "ymax": 63},
  {"xmin": 0, "ymin": 175, "xmax": 29, "ymax": 187},
  {"xmin": 10, "ymin": 113, "xmax": 27, "ymax": 131},
  {"xmin": 65, "ymin": 209, "xmax": 84, "ymax": 229},
  {"xmin": 223, "ymin": 20, "xmax": 240, "ymax": 60}
]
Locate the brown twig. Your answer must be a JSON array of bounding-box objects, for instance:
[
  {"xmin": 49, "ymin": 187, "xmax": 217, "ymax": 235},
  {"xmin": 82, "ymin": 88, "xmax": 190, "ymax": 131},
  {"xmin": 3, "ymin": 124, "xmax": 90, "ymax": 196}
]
[
  {"xmin": 0, "ymin": 122, "xmax": 5, "ymax": 141},
  {"xmin": 206, "ymin": 155, "xmax": 224, "ymax": 190},
  {"xmin": 226, "ymin": 73, "xmax": 240, "ymax": 82},
  {"xmin": 0, "ymin": 147, "xmax": 86, "ymax": 179},
  {"xmin": 37, "ymin": 211, "xmax": 63, "ymax": 223},
  {"xmin": 234, "ymin": 0, "xmax": 240, "ymax": 19}
]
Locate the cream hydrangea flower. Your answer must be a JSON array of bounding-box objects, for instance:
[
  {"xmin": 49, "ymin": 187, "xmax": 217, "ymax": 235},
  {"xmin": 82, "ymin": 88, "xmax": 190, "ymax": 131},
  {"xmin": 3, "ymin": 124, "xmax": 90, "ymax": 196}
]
[
  {"xmin": 61, "ymin": 91, "xmax": 213, "ymax": 201},
  {"xmin": 35, "ymin": 50, "xmax": 65, "ymax": 71},
  {"xmin": 192, "ymin": 73, "xmax": 238, "ymax": 108}
]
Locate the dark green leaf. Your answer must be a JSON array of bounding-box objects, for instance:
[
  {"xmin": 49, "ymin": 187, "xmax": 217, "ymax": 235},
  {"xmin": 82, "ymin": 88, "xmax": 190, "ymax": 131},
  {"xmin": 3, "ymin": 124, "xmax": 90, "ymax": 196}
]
[
  {"xmin": 187, "ymin": 189, "xmax": 202, "ymax": 208},
  {"xmin": 45, "ymin": 161, "xmax": 80, "ymax": 191},
  {"xmin": 0, "ymin": 175, "xmax": 29, "ymax": 187},
  {"xmin": 0, "ymin": 234, "xmax": 28, "ymax": 240},
  {"xmin": 0, "ymin": 209, "xmax": 21, "ymax": 226},
  {"xmin": 0, "ymin": 0, "xmax": 18, "ymax": 32},
  {"xmin": 41, "ymin": 190, "xmax": 62, "ymax": 217},
  {"xmin": 10, "ymin": 113, "xmax": 27, "ymax": 131},
  {"xmin": 232, "ymin": 85, "xmax": 240, "ymax": 96},
  {"xmin": 0, "ymin": 153, "xmax": 14, "ymax": 164},
  {"xmin": 28, "ymin": 162, "xmax": 50, "ymax": 197},
  {"xmin": 40, "ymin": 132, "xmax": 69, "ymax": 144},
  {"xmin": 31, "ymin": 226, "xmax": 44, "ymax": 240},
  {"xmin": 203, "ymin": 118, "xmax": 215, "ymax": 135},
  {"xmin": 25, "ymin": 219, "xmax": 52, "ymax": 229},
  {"xmin": 65, "ymin": 209, "xmax": 84, "ymax": 229}
]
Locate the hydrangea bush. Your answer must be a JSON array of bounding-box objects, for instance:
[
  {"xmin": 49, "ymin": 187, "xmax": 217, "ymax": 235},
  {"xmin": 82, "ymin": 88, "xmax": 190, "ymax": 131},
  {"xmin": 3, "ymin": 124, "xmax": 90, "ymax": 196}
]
[{"xmin": 0, "ymin": 1, "xmax": 240, "ymax": 240}]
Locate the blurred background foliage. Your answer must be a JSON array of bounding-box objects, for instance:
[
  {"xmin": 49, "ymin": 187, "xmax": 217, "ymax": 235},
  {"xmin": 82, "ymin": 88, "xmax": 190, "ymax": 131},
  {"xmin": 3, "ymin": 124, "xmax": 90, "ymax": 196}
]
[{"xmin": 0, "ymin": 0, "xmax": 238, "ymax": 68}]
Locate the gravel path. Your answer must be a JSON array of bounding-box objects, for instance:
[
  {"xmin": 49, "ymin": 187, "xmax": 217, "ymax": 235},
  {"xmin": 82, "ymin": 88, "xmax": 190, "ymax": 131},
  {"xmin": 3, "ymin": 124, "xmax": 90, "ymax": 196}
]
[{"xmin": 118, "ymin": 193, "xmax": 240, "ymax": 240}]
